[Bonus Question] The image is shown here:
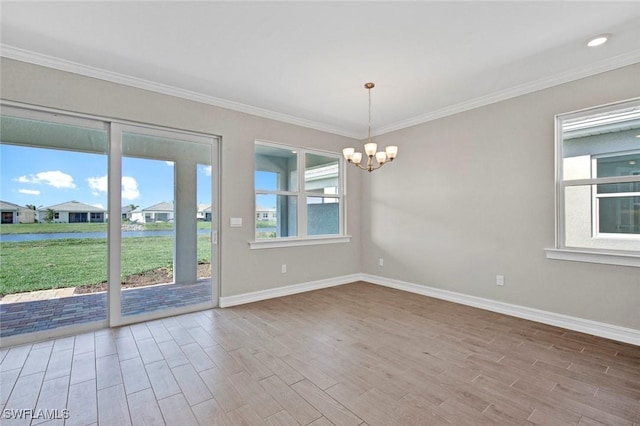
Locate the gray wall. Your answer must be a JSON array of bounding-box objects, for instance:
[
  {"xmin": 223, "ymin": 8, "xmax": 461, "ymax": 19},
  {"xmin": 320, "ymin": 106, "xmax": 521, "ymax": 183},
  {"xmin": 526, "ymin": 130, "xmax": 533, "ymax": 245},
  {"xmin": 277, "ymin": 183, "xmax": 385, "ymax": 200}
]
[
  {"xmin": 0, "ymin": 58, "xmax": 362, "ymax": 297},
  {"xmin": 362, "ymin": 63, "xmax": 640, "ymax": 330},
  {"xmin": 2, "ymin": 57, "xmax": 639, "ymax": 331}
]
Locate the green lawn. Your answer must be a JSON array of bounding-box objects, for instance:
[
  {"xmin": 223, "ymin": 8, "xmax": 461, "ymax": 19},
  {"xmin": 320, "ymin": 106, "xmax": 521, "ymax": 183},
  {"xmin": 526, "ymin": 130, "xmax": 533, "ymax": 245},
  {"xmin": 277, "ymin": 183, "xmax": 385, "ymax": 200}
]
[
  {"xmin": 256, "ymin": 220, "xmax": 276, "ymax": 228},
  {"xmin": 0, "ymin": 234, "xmax": 212, "ymax": 295},
  {"xmin": 0, "ymin": 221, "xmax": 212, "ymax": 235}
]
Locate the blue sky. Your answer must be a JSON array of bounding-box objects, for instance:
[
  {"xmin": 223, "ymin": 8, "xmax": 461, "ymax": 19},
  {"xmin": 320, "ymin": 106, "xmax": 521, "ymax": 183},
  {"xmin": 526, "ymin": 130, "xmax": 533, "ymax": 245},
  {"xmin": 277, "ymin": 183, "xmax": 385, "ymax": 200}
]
[
  {"xmin": 255, "ymin": 171, "xmax": 277, "ymax": 209},
  {"xmin": 1, "ymin": 145, "xmax": 212, "ymax": 210}
]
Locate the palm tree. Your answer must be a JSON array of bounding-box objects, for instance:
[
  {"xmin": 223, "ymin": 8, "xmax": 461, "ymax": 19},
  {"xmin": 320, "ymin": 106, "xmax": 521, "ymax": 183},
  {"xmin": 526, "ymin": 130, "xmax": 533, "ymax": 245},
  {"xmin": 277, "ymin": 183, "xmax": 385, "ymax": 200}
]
[
  {"xmin": 122, "ymin": 204, "xmax": 139, "ymax": 222},
  {"xmin": 44, "ymin": 208, "xmax": 56, "ymax": 223}
]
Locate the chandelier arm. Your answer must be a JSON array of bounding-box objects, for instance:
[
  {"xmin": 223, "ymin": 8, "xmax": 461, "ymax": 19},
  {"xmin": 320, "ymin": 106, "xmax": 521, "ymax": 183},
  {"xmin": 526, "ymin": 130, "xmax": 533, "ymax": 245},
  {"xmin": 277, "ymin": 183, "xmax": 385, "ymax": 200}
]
[
  {"xmin": 347, "ymin": 157, "xmax": 388, "ymax": 172},
  {"xmin": 371, "ymin": 162, "xmax": 385, "ymax": 171},
  {"xmin": 347, "ymin": 160, "xmax": 368, "ymax": 171}
]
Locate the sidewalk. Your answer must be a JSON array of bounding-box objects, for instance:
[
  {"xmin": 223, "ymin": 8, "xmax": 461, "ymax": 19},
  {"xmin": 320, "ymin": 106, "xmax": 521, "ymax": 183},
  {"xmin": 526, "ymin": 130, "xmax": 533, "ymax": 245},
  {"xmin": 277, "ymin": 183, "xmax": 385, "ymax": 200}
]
[{"xmin": 1, "ymin": 287, "xmax": 76, "ymax": 304}]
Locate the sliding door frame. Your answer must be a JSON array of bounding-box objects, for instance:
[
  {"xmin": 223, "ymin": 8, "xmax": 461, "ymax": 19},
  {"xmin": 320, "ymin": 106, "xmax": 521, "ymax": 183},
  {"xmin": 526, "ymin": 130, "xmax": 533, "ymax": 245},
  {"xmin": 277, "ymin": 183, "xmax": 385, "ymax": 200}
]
[
  {"xmin": 0, "ymin": 100, "xmax": 221, "ymax": 339},
  {"xmin": 109, "ymin": 122, "xmax": 220, "ymax": 327}
]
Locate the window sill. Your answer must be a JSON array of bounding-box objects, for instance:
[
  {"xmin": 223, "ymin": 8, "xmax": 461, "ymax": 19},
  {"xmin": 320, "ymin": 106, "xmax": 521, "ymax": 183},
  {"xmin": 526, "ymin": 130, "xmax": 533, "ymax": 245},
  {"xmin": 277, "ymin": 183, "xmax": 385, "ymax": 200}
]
[
  {"xmin": 250, "ymin": 235, "xmax": 351, "ymax": 249},
  {"xmin": 545, "ymin": 248, "xmax": 640, "ymax": 268}
]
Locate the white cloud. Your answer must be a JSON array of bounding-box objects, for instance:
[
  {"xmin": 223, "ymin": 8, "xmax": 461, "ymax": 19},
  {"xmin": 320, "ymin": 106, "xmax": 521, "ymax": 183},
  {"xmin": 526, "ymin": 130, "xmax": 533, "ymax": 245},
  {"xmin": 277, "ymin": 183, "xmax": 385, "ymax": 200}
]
[
  {"xmin": 201, "ymin": 165, "xmax": 212, "ymax": 176},
  {"xmin": 87, "ymin": 175, "xmax": 140, "ymax": 200},
  {"xmin": 16, "ymin": 170, "xmax": 76, "ymax": 189},
  {"xmin": 165, "ymin": 161, "xmax": 174, "ymax": 166},
  {"xmin": 19, "ymin": 189, "xmax": 40, "ymax": 195},
  {"xmin": 87, "ymin": 175, "xmax": 108, "ymax": 194},
  {"xmin": 122, "ymin": 176, "xmax": 140, "ymax": 200}
]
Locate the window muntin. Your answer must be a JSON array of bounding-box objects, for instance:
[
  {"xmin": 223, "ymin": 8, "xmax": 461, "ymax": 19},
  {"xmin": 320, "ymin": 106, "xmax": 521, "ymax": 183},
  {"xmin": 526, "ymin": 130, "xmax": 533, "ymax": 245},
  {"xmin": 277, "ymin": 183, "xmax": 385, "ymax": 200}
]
[
  {"xmin": 255, "ymin": 142, "xmax": 344, "ymax": 241},
  {"xmin": 556, "ymin": 99, "xmax": 640, "ymax": 253}
]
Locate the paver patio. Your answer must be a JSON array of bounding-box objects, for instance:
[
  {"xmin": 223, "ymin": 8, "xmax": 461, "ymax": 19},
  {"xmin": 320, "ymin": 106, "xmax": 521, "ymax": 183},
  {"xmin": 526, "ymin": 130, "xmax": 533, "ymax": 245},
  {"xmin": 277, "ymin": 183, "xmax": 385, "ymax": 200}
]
[{"xmin": 0, "ymin": 281, "xmax": 212, "ymax": 338}]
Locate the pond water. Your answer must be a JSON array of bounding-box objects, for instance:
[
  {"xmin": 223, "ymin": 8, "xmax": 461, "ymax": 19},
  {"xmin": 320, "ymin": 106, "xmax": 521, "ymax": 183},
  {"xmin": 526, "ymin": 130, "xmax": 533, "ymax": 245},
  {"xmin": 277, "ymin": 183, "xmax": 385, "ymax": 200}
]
[{"xmin": 0, "ymin": 229, "xmax": 210, "ymax": 243}]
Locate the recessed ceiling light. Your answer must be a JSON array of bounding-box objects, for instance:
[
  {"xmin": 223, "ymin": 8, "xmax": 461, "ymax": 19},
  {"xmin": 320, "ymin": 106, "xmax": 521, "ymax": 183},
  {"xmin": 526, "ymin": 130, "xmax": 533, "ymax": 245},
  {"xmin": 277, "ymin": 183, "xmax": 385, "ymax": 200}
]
[{"xmin": 587, "ymin": 34, "xmax": 611, "ymax": 47}]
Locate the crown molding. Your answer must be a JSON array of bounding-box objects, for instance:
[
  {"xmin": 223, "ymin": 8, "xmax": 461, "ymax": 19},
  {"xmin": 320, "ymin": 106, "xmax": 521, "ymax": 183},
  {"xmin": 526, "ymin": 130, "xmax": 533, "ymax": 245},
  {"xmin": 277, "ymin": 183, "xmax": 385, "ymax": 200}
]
[
  {"xmin": 373, "ymin": 49, "xmax": 640, "ymax": 136},
  {"xmin": 0, "ymin": 44, "xmax": 362, "ymax": 140},
  {"xmin": 2, "ymin": 44, "xmax": 638, "ymax": 140}
]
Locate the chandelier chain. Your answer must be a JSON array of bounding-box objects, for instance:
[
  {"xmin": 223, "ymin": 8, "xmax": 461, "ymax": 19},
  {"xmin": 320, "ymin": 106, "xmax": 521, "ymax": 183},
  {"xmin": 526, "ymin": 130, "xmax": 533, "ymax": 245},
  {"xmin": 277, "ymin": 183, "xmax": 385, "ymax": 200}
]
[{"xmin": 368, "ymin": 87, "xmax": 372, "ymax": 143}]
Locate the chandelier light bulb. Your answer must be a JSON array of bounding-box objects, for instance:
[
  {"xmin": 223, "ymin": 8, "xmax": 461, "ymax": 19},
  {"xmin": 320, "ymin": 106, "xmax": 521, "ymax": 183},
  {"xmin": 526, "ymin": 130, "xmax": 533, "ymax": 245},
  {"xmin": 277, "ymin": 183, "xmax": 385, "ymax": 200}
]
[
  {"xmin": 342, "ymin": 147, "xmax": 355, "ymax": 161},
  {"xmin": 385, "ymin": 146, "xmax": 398, "ymax": 159}
]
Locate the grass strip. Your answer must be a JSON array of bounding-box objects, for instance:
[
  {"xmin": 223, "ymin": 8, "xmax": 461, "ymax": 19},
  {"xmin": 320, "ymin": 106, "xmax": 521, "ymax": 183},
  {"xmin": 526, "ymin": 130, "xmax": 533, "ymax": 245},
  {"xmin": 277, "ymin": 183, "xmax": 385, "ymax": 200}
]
[
  {"xmin": 0, "ymin": 234, "xmax": 211, "ymax": 295},
  {"xmin": 0, "ymin": 221, "xmax": 212, "ymax": 235}
]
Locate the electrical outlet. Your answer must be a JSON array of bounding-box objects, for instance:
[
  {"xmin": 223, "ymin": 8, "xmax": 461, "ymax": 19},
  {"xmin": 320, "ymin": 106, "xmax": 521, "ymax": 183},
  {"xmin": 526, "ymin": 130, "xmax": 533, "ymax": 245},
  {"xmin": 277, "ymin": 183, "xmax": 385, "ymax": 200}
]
[
  {"xmin": 281, "ymin": 264, "xmax": 287, "ymax": 274},
  {"xmin": 496, "ymin": 275, "xmax": 505, "ymax": 286},
  {"xmin": 379, "ymin": 258, "xmax": 384, "ymax": 267}
]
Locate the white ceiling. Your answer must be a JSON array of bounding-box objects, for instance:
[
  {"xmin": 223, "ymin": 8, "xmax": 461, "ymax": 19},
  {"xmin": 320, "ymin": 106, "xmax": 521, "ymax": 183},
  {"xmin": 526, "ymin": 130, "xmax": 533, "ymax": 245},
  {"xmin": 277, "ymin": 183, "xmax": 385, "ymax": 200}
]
[{"xmin": 1, "ymin": 1, "xmax": 640, "ymax": 138}]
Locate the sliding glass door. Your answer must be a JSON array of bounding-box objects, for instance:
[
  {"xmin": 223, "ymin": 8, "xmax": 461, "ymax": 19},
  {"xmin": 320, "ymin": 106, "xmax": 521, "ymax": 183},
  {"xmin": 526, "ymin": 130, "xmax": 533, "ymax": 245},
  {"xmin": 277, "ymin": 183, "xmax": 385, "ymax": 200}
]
[
  {"xmin": 0, "ymin": 104, "xmax": 219, "ymax": 344},
  {"xmin": 111, "ymin": 124, "xmax": 219, "ymax": 325}
]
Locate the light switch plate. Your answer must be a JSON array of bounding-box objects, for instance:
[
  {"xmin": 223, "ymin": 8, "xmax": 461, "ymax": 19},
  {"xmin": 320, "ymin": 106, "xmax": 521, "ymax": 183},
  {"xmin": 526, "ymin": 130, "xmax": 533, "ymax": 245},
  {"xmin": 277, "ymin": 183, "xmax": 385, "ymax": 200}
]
[{"xmin": 230, "ymin": 217, "xmax": 243, "ymax": 227}]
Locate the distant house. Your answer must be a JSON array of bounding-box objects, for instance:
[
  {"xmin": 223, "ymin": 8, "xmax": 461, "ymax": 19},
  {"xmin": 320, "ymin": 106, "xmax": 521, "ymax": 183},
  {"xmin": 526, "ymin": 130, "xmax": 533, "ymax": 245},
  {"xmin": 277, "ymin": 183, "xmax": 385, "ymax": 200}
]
[
  {"xmin": 121, "ymin": 205, "xmax": 136, "ymax": 221},
  {"xmin": 256, "ymin": 205, "xmax": 276, "ymax": 222},
  {"xmin": 0, "ymin": 200, "xmax": 36, "ymax": 224},
  {"xmin": 38, "ymin": 200, "xmax": 106, "ymax": 223},
  {"xmin": 197, "ymin": 204, "xmax": 212, "ymax": 222},
  {"xmin": 131, "ymin": 201, "xmax": 174, "ymax": 223}
]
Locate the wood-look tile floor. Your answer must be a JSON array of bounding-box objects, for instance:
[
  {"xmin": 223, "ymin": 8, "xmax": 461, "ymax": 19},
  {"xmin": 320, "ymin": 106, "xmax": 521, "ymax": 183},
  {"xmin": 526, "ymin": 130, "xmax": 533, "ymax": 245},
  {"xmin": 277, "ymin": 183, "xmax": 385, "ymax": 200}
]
[{"xmin": 1, "ymin": 282, "xmax": 639, "ymax": 425}]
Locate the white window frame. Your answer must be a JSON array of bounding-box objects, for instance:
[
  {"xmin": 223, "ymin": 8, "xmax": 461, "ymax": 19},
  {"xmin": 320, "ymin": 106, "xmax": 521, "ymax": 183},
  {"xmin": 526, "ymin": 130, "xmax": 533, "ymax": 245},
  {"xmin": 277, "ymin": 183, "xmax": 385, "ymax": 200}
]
[
  {"xmin": 251, "ymin": 140, "xmax": 350, "ymax": 249},
  {"xmin": 545, "ymin": 98, "xmax": 640, "ymax": 267}
]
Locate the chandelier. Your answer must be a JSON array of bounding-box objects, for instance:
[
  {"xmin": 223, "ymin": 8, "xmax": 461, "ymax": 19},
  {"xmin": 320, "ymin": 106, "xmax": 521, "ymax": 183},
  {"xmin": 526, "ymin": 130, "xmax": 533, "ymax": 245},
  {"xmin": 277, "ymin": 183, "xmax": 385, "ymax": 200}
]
[{"xmin": 343, "ymin": 82, "xmax": 398, "ymax": 172}]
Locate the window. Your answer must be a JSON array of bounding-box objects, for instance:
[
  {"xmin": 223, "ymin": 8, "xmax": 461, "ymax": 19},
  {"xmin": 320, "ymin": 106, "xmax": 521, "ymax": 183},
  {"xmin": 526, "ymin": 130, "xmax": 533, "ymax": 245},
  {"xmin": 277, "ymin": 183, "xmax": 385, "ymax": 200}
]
[
  {"xmin": 594, "ymin": 153, "xmax": 640, "ymax": 236},
  {"xmin": 548, "ymin": 98, "xmax": 640, "ymax": 267},
  {"xmin": 253, "ymin": 141, "xmax": 348, "ymax": 247},
  {"xmin": 2, "ymin": 212, "xmax": 14, "ymax": 223},
  {"xmin": 305, "ymin": 152, "xmax": 341, "ymax": 236}
]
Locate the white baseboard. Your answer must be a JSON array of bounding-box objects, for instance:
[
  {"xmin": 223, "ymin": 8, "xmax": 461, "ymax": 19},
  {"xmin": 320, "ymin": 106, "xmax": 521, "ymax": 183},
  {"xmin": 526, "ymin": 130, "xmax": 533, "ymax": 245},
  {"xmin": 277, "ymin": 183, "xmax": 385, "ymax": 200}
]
[
  {"xmin": 362, "ymin": 274, "xmax": 640, "ymax": 346},
  {"xmin": 219, "ymin": 274, "xmax": 362, "ymax": 308},
  {"xmin": 217, "ymin": 273, "xmax": 639, "ymax": 346}
]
